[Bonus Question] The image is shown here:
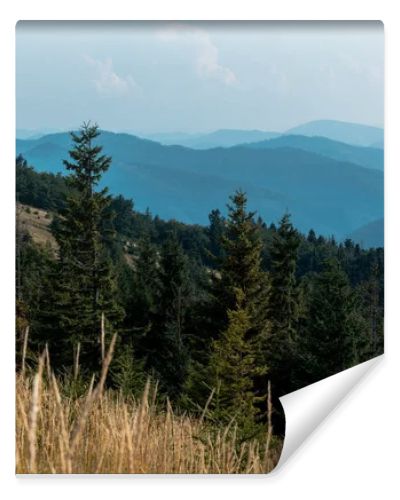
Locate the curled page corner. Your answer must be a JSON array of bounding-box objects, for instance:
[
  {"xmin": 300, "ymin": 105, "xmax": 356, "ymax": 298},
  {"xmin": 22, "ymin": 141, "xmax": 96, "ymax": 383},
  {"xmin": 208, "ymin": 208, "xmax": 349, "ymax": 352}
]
[{"xmin": 276, "ymin": 355, "xmax": 383, "ymax": 470}]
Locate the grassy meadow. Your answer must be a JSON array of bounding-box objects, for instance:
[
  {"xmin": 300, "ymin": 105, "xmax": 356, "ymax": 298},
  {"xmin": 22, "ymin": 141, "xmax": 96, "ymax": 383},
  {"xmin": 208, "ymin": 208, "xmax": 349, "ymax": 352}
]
[{"xmin": 16, "ymin": 337, "xmax": 282, "ymax": 474}]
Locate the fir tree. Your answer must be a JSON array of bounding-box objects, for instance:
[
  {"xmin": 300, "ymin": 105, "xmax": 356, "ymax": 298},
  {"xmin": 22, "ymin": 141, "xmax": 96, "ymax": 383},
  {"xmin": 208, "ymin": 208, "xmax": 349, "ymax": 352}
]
[
  {"xmin": 266, "ymin": 213, "xmax": 301, "ymax": 396},
  {"xmin": 144, "ymin": 232, "xmax": 190, "ymax": 399},
  {"xmin": 214, "ymin": 190, "xmax": 270, "ymax": 329},
  {"xmin": 110, "ymin": 343, "xmax": 146, "ymax": 398},
  {"xmin": 16, "ymin": 228, "xmax": 63, "ymax": 362},
  {"xmin": 207, "ymin": 208, "xmax": 226, "ymax": 264},
  {"xmin": 300, "ymin": 258, "xmax": 359, "ymax": 384},
  {"xmin": 129, "ymin": 235, "xmax": 160, "ymax": 331},
  {"xmin": 209, "ymin": 190, "xmax": 270, "ymax": 428},
  {"xmin": 52, "ymin": 123, "xmax": 123, "ymax": 370},
  {"xmin": 307, "ymin": 229, "xmax": 317, "ymax": 244},
  {"xmin": 210, "ymin": 288, "xmax": 263, "ymax": 436}
]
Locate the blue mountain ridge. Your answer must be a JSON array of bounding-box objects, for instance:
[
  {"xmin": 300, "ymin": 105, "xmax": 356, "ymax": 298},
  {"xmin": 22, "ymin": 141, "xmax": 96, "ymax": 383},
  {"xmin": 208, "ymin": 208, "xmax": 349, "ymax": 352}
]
[
  {"xmin": 16, "ymin": 130, "xmax": 384, "ymax": 243},
  {"xmin": 243, "ymin": 134, "xmax": 383, "ymax": 171}
]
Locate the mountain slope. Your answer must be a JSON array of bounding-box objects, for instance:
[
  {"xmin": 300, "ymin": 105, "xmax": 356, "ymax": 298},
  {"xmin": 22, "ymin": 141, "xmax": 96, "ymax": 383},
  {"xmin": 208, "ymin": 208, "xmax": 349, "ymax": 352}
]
[
  {"xmin": 16, "ymin": 131, "xmax": 383, "ymax": 239},
  {"xmin": 245, "ymin": 135, "xmax": 383, "ymax": 171},
  {"xmin": 347, "ymin": 218, "xmax": 384, "ymax": 248},
  {"xmin": 285, "ymin": 120, "xmax": 383, "ymax": 148}
]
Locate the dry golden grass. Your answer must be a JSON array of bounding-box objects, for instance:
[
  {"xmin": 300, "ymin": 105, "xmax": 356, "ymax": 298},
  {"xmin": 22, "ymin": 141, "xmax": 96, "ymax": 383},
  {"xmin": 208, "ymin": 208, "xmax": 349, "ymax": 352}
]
[
  {"xmin": 17, "ymin": 203, "xmax": 57, "ymax": 251},
  {"xmin": 16, "ymin": 340, "xmax": 282, "ymax": 474}
]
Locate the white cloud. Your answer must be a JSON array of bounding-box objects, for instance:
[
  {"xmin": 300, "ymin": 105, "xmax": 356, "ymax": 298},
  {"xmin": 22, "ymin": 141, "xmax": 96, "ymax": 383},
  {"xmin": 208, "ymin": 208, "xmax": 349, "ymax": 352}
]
[
  {"xmin": 85, "ymin": 56, "xmax": 138, "ymax": 95},
  {"xmin": 194, "ymin": 32, "xmax": 237, "ymax": 85},
  {"xmin": 158, "ymin": 25, "xmax": 238, "ymax": 86}
]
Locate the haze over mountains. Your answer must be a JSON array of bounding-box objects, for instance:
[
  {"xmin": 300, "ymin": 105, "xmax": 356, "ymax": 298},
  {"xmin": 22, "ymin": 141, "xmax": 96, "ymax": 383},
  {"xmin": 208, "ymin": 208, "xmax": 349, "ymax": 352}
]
[
  {"xmin": 136, "ymin": 120, "xmax": 383, "ymax": 150},
  {"xmin": 17, "ymin": 120, "xmax": 384, "ymax": 149},
  {"xmin": 285, "ymin": 120, "xmax": 384, "ymax": 148},
  {"xmin": 16, "ymin": 119, "xmax": 384, "ymax": 246},
  {"xmin": 16, "ymin": 128, "xmax": 62, "ymax": 140},
  {"xmin": 246, "ymin": 135, "xmax": 383, "ymax": 171},
  {"xmin": 144, "ymin": 130, "xmax": 281, "ymax": 149}
]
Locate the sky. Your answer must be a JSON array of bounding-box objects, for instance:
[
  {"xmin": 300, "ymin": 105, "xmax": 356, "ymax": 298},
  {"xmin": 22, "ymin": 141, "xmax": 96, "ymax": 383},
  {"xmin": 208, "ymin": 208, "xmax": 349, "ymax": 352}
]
[{"xmin": 16, "ymin": 21, "xmax": 384, "ymax": 134}]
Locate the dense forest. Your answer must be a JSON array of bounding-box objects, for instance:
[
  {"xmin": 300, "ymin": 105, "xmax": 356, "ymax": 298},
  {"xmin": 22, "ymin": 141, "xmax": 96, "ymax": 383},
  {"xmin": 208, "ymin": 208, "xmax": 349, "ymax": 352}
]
[{"xmin": 16, "ymin": 124, "xmax": 384, "ymax": 439}]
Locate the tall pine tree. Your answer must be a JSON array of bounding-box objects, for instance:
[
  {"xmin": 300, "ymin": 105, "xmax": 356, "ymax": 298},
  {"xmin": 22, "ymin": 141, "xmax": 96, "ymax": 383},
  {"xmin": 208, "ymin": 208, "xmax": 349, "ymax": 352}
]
[
  {"xmin": 300, "ymin": 258, "xmax": 359, "ymax": 384},
  {"xmin": 207, "ymin": 208, "xmax": 226, "ymax": 265},
  {"xmin": 209, "ymin": 190, "xmax": 270, "ymax": 431},
  {"xmin": 210, "ymin": 288, "xmax": 261, "ymax": 435},
  {"xmin": 52, "ymin": 123, "xmax": 123, "ymax": 370},
  {"xmin": 128, "ymin": 235, "xmax": 160, "ymax": 333},
  {"xmin": 143, "ymin": 232, "xmax": 191, "ymax": 399},
  {"xmin": 266, "ymin": 213, "xmax": 301, "ymax": 396}
]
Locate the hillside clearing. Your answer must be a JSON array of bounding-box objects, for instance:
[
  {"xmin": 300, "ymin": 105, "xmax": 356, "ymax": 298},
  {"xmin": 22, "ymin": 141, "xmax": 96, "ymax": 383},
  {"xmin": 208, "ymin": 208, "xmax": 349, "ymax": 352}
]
[{"xmin": 17, "ymin": 203, "xmax": 57, "ymax": 251}]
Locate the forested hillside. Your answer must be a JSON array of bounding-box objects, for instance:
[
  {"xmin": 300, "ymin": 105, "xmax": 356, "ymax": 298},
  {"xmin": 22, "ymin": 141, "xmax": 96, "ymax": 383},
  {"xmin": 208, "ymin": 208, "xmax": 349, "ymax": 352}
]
[{"xmin": 16, "ymin": 127, "xmax": 384, "ymax": 446}]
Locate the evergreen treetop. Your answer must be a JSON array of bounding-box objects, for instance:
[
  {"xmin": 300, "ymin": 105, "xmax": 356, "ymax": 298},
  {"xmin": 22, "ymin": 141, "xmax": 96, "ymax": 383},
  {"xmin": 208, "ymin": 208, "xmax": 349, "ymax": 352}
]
[{"xmin": 51, "ymin": 123, "xmax": 123, "ymax": 369}]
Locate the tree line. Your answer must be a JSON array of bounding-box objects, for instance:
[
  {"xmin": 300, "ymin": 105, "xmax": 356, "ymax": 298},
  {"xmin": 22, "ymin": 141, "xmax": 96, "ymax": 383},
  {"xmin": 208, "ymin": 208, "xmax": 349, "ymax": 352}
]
[{"xmin": 16, "ymin": 124, "xmax": 384, "ymax": 439}]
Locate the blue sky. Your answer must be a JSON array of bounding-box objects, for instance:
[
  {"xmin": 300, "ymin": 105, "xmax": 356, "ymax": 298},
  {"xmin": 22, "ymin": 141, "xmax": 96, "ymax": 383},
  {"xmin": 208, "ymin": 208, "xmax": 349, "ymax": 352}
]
[{"xmin": 16, "ymin": 21, "xmax": 384, "ymax": 134}]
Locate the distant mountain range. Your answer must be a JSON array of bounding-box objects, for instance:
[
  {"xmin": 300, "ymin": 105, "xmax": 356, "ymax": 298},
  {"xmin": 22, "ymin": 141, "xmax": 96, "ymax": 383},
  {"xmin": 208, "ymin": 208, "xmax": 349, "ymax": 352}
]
[
  {"xmin": 285, "ymin": 120, "xmax": 384, "ymax": 148},
  {"xmin": 137, "ymin": 120, "xmax": 384, "ymax": 150},
  {"xmin": 16, "ymin": 128, "xmax": 62, "ymax": 140},
  {"xmin": 17, "ymin": 119, "xmax": 384, "ymax": 149},
  {"xmin": 16, "ymin": 128, "xmax": 383, "ymax": 244},
  {"xmin": 144, "ymin": 129, "xmax": 281, "ymax": 149},
  {"xmin": 245, "ymin": 135, "xmax": 383, "ymax": 171}
]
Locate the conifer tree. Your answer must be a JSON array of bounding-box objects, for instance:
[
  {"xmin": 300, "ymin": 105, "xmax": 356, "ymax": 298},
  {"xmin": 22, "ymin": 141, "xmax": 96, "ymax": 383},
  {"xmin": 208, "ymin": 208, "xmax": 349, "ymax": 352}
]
[
  {"xmin": 144, "ymin": 233, "xmax": 190, "ymax": 399},
  {"xmin": 214, "ymin": 190, "xmax": 270, "ymax": 329},
  {"xmin": 112, "ymin": 236, "xmax": 160, "ymax": 394},
  {"xmin": 210, "ymin": 288, "xmax": 262, "ymax": 436},
  {"xmin": 52, "ymin": 123, "xmax": 123, "ymax": 369},
  {"xmin": 207, "ymin": 208, "xmax": 226, "ymax": 264},
  {"xmin": 307, "ymin": 229, "xmax": 317, "ymax": 244},
  {"xmin": 266, "ymin": 213, "xmax": 301, "ymax": 396},
  {"xmin": 209, "ymin": 190, "xmax": 270, "ymax": 428},
  {"xmin": 300, "ymin": 258, "xmax": 359, "ymax": 383},
  {"xmin": 110, "ymin": 343, "xmax": 146, "ymax": 397},
  {"xmin": 129, "ymin": 235, "xmax": 160, "ymax": 331},
  {"xmin": 16, "ymin": 228, "xmax": 58, "ymax": 364}
]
